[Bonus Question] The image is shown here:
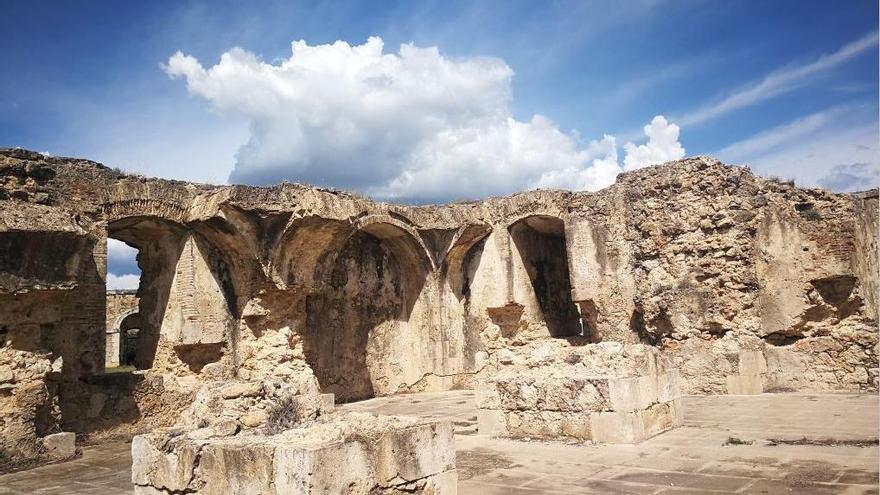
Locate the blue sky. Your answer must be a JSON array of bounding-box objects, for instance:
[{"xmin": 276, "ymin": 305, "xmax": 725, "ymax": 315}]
[{"xmin": 1, "ymin": 0, "xmax": 877, "ymax": 285}]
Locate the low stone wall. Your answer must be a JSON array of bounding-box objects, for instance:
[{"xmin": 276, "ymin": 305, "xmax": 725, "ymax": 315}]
[
  {"xmin": 476, "ymin": 341, "xmax": 682, "ymax": 443},
  {"xmin": 131, "ymin": 374, "xmax": 456, "ymax": 494},
  {"xmin": 131, "ymin": 412, "xmax": 456, "ymax": 494}
]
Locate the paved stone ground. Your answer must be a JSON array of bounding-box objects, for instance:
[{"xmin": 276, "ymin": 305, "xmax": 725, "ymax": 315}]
[
  {"xmin": 0, "ymin": 441, "xmax": 131, "ymax": 494},
  {"xmin": 0, "ymin": 393, "xmax": 876, "ymax": 494}
]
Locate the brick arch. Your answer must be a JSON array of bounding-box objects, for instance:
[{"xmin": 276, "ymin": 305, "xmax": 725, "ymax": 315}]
[
  {"xmin": 112, "ymin": 308, "xmax": 140, "ymax": 333},
  {"xmin": 103, "ymin": 198, "xmax": 190, "ymax": 225},
  {"xmin": 352, "ymin": 214, "xmax": 436, "ymax": 275}
]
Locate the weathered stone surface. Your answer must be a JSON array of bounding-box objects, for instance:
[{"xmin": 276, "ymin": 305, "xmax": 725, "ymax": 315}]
[
  {"xmin": 219, "ymin": 381, "xmax": 263, "ymax": 399},
  {"xmin": 476, "ymin": 342, "xmax": 680, "ymax": 442},
  {"xmin": 0, "ymin": 148, "xmax": 876, "ymax": 469},
  {"xmin": 132, "ymin": 413, "xmax": 457, "ymax": 494},
  {"xmin": 105, "ymin": 290, "xmax": 139, "ymax": 368},
  {"xmin": 42, "ymin": 432, "xmax": 75, "ymax": 460}
]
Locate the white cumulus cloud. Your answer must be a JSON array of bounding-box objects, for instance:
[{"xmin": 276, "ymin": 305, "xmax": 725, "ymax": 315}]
[
  {"xmin": 108, "ymin": 238, "xmax": 138, "ymax": 264},
  {"xmin": 623, "ymin": 116, "xmax": 685, "ymax": 171},
  {"xmin": 107, "ymin": 238, "xmax": 141, "ymax": 288},
  {"xmin": 107, "ymin": 273, "xmax": 140, "ymax": 290},
  {"xmin": 165, "ymin": 37, "xmax": 685, "ymax": 202}
]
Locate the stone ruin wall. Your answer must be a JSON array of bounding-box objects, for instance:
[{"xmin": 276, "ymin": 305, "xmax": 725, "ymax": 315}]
[
  {"xmin": 105, "ymin": 290, "xmax": 139, "ymax": 367},
  {"xmin": 0, "ymin": 148, "xmax": 877, "ymax": 467}
]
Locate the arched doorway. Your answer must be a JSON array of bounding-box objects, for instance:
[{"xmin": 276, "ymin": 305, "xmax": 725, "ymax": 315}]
[{"xmin": 117, "ymin": 311, "xmax": 144, "ymax": 366}]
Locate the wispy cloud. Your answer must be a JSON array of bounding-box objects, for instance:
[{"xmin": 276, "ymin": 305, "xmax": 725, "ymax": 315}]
[
  {"xmin": 676, "ymin": 31, "xmax": 878, "ymax": 127},
  {"xmin": 716, "ymin": 106, "xmax": 879, "ymax": 190},
  {"xmin": 717, "ymin": 106, "xmax": 846, "ymax": 161},
  {"xmin": 818, "ymin": 162, "xmax": 879, "ymax": 192}
]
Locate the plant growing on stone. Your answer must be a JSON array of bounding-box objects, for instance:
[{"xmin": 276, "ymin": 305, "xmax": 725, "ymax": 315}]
[
  {"xmin": 723, "ymin": 436, "xmax": 753, "ymax": 446},
  {"xmin": 265, "ymin": 396, "xmax": 300, "ymax": 435}
]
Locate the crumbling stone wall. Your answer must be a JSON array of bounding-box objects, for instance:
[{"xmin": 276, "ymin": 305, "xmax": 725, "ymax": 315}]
[
  {"xmin": 561, "ymin": 162, "xmax": 878, "ymax": 394},
  {"xmin": 1, "ymin": 148, "xmax": 876, "ymax": 468}
]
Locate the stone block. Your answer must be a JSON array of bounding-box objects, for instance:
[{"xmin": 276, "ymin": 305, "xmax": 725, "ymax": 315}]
[
  {"xmin": 590, "ymin": 410, "xmax": 644, "ymax": 443},
  {"xmin": 213, "ymin": 420, "xmax": 239, "ymax": 437},
  {"xmin": 240, "ymin": 410, "xmax": 268, "ymax": 428},
  {"xmin": 559, "ymin": 412, "xmax": 592, "ymax": 440},
  {"xmin": 318, "ymin": 393, "xmax": 335, "ymax": 414},
  {"xmin": 738, "ymin": 350, "xmax": 767, "ymax": 375},
  {"xmin": 671, "ymin": 398, "xmax": 684, "ymax": 426},
  {"xmin": 219, "ymin": 381, "xmax": 262, "ymax": 399},
  {"xmin": 423, "ymin": 470, "xmax": 458, "ymax": 495},
  {"xmin": 477, "ymin": 409, "xmax": 507, "ymax": 436},
  {"xmin": 640, "ymin": 402, "xmax": 675, "ymax": 438},
  {"xmin": 545, "ymin": 379, "xmax": 607, "ymax": 412},
  {"xmin": 726, "ymin": 374, "xmax": 764, "ymax": 395},
  {"xmin": 274, "ymin": 440, "xmax": 374, "ymax": 493},
  {"xmin": 475, "ymin": 345, "xmax": 682, "ymax": 443},
  {"xmin": 658, "ymin": 369, "xmax": 681, "ymax": 402},
  {"xmin": 131, "ymin": 435, "xmax": 200, "ymax": 492},
  {"xmin": 375, "ymin": 421, "xmax": 455, "ymax": 484},
  {"xmin": 608, "ymin": 376, "xmax": 657, "ymax": 412},
  {"xmin": 474, "ymin": 384, "xmax": 501, "ymax": 410},
  {"xmin": 590, "ymin": 402, "xmax": 677, "ymax": 444},
  {"xmin": 133, "ymin": 415, "xmax": 457, "ymax": 494},
  {"xmin": 42, "ymin": 432, "xmax": 75, "ymax": 460},
  {"xmin": 198, "ymin": 442, "xmax": 276, "ymax": 495},
  {"xmin": 505, "ymin": 411, "xmax": 564, "ymax": 438}
]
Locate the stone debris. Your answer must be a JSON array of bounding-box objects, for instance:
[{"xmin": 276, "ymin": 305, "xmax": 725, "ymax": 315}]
[{"xmin": 41, "ymin": 432, "xmax": 75, "ymax": 460}]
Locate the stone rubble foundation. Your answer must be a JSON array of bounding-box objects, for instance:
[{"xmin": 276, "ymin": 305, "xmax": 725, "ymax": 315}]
[
  {"xmin": 131, "ymin": 412, "xmax": 456, "ymax": 495},
  {"xmin": 476, "ymin": 342, "xmax": 682, "ymax": 443}
]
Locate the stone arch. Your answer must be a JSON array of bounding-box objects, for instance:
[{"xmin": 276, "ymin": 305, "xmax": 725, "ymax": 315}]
[
  {"xmin": 112, "ymin": 308, "xmax": 140, "ymax": 334},
  {"xmin": 508, "ymin": 214, "xmax": 582, "ymax": 338},
  {"xmin": 270, "ymin": 215, "xmax": 355, "ymax": 291},
  {"xmin": 104, "ymin": 198, "xmax": 189, "ymax": 226},
  {"xmin": 188, "ymin": 212, "xmax": 264, "ymax": 319},
  {"xmin": 441, "ymin": 223, "xmax": 493, "ymax": 300},
  {"xmin": 279, "ymin": 214, "xmax": 436, "ymax": 402},
  {"xmin": 107, "ymin": 215, "xmax": 237, "ymax": 370},
  {"xmin": 352, "ymin": 215, "xmax": 435, "ymax": 273},
  {"xmin": 116, "ymin": 311, "xmax": 143, "ymax": 366}
]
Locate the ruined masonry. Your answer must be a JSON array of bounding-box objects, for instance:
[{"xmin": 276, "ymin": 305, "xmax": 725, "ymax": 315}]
[{"xmin": 0, "ymin": 148, "xmax": 876, "ymax": 492}]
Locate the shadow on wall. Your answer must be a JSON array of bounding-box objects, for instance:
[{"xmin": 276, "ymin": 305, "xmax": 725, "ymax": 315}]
[
  {"xmin": 290, "ymin": 218, "xmax": 432, "ymax": 403},
  {"xmin": 509, "ymin": 215, "xmax": 582, "ymax": 339}
]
